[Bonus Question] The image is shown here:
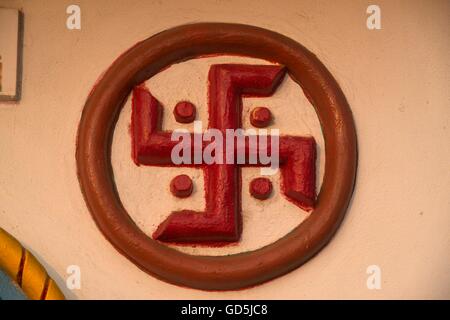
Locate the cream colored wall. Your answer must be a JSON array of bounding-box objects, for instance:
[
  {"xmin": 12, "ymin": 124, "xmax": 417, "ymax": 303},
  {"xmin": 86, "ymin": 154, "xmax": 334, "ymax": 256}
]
[{"xmin": 0, "ymin": 0, "xmax": 449, "ymax": 299}]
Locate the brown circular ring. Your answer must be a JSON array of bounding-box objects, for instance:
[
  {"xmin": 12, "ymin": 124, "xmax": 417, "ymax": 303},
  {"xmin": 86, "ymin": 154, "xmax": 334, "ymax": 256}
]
[{"xmin": 76, "ymin": 23, "xmax": 357, "ymax": 290}]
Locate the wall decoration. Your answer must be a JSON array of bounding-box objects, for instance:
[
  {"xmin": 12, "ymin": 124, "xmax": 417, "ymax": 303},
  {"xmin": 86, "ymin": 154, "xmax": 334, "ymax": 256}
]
[
  {"xmin": 0, "ymin": 8, "xmax": 23, "ymax": 101},
  {"xmin": 0, "ymin": 228, "xmax": 65, "ymax": 300},
  {"xmin": 76, "ymin": 23, "xmax": 357, "ymax": 290}
]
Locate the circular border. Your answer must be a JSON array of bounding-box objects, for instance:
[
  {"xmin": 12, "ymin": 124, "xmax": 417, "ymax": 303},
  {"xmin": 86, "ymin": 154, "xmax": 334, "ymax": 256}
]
[
  {"xmin": 76, "ymin": 23, "xmax": 357, "ymax": 290},
  {"xmin": 0, "ymin": 228, "xmax": 65, "ymax": 300}
]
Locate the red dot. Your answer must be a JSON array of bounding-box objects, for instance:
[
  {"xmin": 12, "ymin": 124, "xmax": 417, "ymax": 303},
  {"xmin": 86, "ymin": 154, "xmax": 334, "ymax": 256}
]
[
  {"xmin": 249, "ymin": 177, "xmax": 273, "ymax": 200},
  {"xmin": 170, "ymin": 175, "xmax": 193, "ymax": 198},
  {"xmin": 250, "ymin": 107, "xmax": 272, "ymax": 128},
  {"xmin": 173, "ymin": 101, "xmax": 196, "ymax": 123}
]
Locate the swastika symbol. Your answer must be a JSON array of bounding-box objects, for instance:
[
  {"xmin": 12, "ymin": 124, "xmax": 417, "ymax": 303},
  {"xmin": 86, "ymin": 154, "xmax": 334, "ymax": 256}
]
[
  {"xmin": 77, "ymin": 23, "xmax": 357, "ymax": 289},
  {"xmin": 132, "ymin": 64, "xmax": 317, "ymax": 244}
]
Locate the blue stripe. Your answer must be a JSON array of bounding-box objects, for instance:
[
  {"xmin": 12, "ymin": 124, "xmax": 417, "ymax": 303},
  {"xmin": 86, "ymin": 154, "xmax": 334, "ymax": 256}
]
[{"xmin": 0, "ymin": 269, "xmax": 27, "ymax": 300}]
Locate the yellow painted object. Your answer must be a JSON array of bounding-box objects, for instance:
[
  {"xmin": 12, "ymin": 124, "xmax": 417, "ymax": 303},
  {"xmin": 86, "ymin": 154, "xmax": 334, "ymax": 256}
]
[{"xmin": 0, "ymin": 228, "xmax": 65, "ymax": 300}]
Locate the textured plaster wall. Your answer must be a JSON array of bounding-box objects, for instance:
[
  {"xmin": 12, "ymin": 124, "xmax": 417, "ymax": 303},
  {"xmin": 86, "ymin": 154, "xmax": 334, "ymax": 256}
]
[{"xmin": 0, "ymin": 0, "xmax": 449, "ymax": 299}]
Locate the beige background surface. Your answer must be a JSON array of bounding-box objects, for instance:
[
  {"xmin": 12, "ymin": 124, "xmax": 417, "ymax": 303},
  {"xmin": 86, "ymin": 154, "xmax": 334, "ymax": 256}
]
[{"xmin": 0, "ymin": 0, "xmax": 449, "ymax": 299}]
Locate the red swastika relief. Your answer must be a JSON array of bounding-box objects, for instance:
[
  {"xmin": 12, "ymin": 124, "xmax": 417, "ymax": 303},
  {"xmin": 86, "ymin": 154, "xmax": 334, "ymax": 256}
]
[{"xmin": 131, "ymin": 64, "xmax": 316, "ymax": 245}]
